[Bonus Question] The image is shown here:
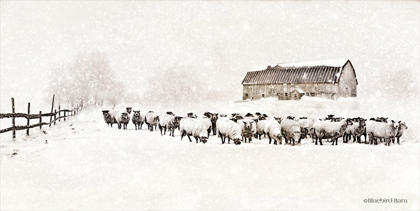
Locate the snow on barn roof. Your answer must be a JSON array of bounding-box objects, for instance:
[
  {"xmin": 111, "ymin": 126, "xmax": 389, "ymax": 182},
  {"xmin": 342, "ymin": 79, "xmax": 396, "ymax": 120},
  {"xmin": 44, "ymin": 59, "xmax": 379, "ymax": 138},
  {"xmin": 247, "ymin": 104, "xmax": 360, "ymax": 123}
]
[{"xmin": 242, "ymin": 59, "xmax": 355, "ymax": 85}]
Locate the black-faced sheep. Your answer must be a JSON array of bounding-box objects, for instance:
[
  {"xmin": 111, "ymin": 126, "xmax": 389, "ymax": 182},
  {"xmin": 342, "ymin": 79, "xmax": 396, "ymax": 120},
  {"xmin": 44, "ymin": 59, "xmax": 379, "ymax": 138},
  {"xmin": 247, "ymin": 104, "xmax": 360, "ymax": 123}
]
[
  {"xmin": 343, "ymin": 118, "xmax": 366, "ymax": 143},
  {"xmin": 159, "ymin": 112, "xmax": 182, "ymax": 137},
  {"xmin": 102, "ymin": 110, "xmax": 114, "ymax": 127},
  {"xmin": 204, "ymin": 112, "xmax": 219, "ymax": 135},
  {"xmin": 264, "ymin": 120, "xmax": 282, "ymax": 145},
  {"xmin": 179, "ymin": 118, "xmax": 209, "ymax": 143},
  {"xmin": 297, "ymin": 118, "xmax": 316, "ymax": 143},
  {"xmin": 392, "ymin": 121, "xmax": 408, "ymax": 144},
  {"xmin": 314, "ymin": 118, "xmax": 353, "ymax": 145},
  {"xmin": 238, "ymin": 118, "xmax": 257, "ymax": 143},
  {"xmin": 145, "ymin": 111, "xmax": 160, "ymax": 131},
  {"xmin": 281, "ymin": 119, "xmax": 301, "ymax": 146},
  {"xmin": 216, "ymin": 118, "xmax": 242, "ymax": 145},
  {"xmin": 366, "ymin": 120, "xmax": 399, "ymax": 146},
  {"xmin": 132, "ymin": 110, "xmax": 145, "ymax": 130},
  {"xmin": 116, "ymin": 110, "xmax": 130, "ymax": 130}
]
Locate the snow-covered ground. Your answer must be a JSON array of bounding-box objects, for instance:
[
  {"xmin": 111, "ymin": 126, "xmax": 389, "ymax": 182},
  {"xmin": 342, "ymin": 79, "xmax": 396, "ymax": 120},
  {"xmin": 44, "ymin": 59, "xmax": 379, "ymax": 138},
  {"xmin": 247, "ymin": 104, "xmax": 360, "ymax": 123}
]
[{"xmin": 1, "ymin": 98, "xmax": 419, "ymax": 210}]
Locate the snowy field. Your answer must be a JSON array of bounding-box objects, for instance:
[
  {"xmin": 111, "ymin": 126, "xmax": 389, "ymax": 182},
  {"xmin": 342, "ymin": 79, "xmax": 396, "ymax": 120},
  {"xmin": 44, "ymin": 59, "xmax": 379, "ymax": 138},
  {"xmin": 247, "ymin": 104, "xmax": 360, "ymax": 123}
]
[{"xmin": 1, "ymin": 98, "xmax": 419, "ymax": 210}]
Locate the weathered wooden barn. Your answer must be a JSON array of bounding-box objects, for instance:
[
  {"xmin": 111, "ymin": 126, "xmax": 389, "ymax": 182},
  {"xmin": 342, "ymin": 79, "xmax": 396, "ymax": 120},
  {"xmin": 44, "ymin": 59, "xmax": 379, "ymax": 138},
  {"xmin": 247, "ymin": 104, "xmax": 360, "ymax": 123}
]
[{"xmin": 241, "ymin": 59, "xmax": 358, "ymax": 100}]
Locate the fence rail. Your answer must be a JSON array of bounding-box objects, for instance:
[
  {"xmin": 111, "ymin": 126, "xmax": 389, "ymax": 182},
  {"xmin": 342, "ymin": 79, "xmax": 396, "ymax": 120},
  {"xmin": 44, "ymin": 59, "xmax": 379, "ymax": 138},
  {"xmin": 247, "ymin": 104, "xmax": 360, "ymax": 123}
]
[{"xmin": 0, "ymin": 95, "xmax": 82, "ymax": 139}]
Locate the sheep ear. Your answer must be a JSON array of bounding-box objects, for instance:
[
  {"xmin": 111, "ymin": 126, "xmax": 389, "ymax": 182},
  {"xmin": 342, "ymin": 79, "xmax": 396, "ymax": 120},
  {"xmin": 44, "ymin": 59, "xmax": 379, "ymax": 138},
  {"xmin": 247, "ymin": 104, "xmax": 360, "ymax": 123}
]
[{"xmin": 391, "ymin": 120, "xmax": 395, "ymax": 123}]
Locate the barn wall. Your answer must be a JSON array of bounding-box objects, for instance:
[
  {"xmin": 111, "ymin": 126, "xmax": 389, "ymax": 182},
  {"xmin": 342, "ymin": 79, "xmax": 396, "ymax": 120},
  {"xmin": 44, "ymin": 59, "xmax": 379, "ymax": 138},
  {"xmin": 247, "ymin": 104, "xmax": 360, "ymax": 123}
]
[
  {"xmin": 338, "ymin": 62, "xmax": 357, "ymax": 98},
  {"xmin": 243, "ymin": 82, "xmax": 341, "ymax": 101}
]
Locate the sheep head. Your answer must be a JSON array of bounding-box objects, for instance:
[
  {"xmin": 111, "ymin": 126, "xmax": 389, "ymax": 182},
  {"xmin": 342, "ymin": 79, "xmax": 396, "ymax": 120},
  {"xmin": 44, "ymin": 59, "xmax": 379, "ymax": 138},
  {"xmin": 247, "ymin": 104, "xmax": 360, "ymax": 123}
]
[
  {"xmin": 200, "ymin": 136, "xmax": 208, "ymax": 144},
  {"xmin": 102, "ymin": 110, "xmax": 109, "ymax": 114},
  {"xmin": 126, "ymin": 107, "xmax": 132, "ymax": 114},
  {"xmin": 121, "ymin": 112, "xmax": 129, "ymax": 120},
  {"xmin": 133, "ymin": 110, "xmax": 140, "ymax": 117},
  {"xmin": 398, "ymin": 121, "xmax": 408, "ymax": 130},
  {"xmin": 233, "ymin": 138, "xmax": 242, "ymax": 145}
]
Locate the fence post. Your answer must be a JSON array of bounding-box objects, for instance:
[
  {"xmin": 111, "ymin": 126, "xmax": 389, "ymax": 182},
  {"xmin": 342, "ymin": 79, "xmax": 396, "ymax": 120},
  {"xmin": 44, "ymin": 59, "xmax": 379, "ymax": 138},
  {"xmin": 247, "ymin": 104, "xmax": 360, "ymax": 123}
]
[
  {"xmin": 39, "ymin": 111, "xmax": 42, "ymax": 129},
  {"xmin": 27, "ymin": 102, "xmax": 30, "ymax": 136},
  {"xmin": 64, "ymin": 109, "xmax": 67, "ymax": 121},
  {"xmin": 59, "ymin": 105, "xmax": 61, "ymax": 122},
  {"xmin": 54, "ymin": 109, "xmax": 57, "ymax": 125},
  {"xmin": 49, "ymin": 95, "xmax": 55, "ymax": 127},
  {"xmin": 11, "ymin": 98, "xmax": 16, "ymax": 139}
]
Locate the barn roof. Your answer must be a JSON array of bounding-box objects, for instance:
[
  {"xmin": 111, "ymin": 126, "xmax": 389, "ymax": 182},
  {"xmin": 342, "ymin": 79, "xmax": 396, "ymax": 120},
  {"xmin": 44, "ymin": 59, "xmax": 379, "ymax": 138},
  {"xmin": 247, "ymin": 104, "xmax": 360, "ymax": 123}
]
[{"xmin": 242, "ymin": 59, "xmax": 356, "ymax": 85}]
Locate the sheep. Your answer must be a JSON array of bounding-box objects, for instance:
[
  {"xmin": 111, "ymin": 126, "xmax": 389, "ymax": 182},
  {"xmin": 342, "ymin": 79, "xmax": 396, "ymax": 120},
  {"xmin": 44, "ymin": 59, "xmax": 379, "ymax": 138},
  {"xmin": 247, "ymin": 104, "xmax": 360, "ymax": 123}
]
[
  {"xmin": 343, "ymin": 118, "xmax": 366, "ymax": 143},
  {"xmin": 204, "ymin": 112, "xmax": 218, "ymax": 135},
  {"xmin": 216, "ymin": 118, "xmax": 242, "ymax": 145},
  {"xmin": 159, "ymin": 112, "xmax": 182, "ymax": 137},
  {"xmin": 132, "ymin": 110, "xmax": 145, "ymax": 130},
  {"xmin": 238, "ymin": 118, "xmax": 257, "ymax": 143},
  {"xmin": 179, "ymin": 118, "xmax": 209, "ymax": 143},
  {"xmin": 145, "ymin": 111, "xmax": 160, "ymax": 131},
  {"xmin": 297, "ymin": 118, "xmax": 315, "ymax": 143},
  {"xmin": 116, "ymin": 110, "xmax": 130, "ymax": 130},
  {"xmin": 102, "ymin": 110, "xmax": 114, "ymax": 127},
  {"xmin": 366, "ymin": 120, "xmax": 399, "ymax": 146},
  {"xmin": 281, "ymin": 119, "xmax": 301, "ymax": 146},
  {"xmin": 264, "ymin": 120, "xmax": 282, "ymax": 145},
  {"xmin": 314, "ymin": 118, "xmax": 353, "ymax": 145},
  {"xmin": 256, "ymin": 120, "xmax": 269, "ymax": 140},
  {"xmin": 392, "ymin": 121, "xmax": 408, "ymax": 144}
]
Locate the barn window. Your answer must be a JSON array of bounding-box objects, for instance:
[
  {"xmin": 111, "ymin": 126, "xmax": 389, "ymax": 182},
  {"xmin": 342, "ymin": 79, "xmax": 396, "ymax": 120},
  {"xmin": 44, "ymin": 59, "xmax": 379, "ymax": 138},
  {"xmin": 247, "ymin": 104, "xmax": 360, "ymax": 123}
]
[
  {"xmin": 285, "ymin": 93, "xmax": 288, "ymax": 97},
  {"xmin": 262, "ymin": 94, "xmax": 265, "ymax": 97},
  {"xmin": 294, "ymin": 94, "xmax": 297, "ymax": 98},
  {"xmin": 245, "ymin": 93, "xmax": 248, "ymax": 97}
]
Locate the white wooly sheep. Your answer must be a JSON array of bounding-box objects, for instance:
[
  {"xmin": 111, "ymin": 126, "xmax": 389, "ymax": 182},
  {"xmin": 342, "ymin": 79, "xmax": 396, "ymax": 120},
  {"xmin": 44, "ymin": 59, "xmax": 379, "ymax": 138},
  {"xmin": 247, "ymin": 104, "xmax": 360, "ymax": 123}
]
[
  {"xmin": 280, "ymin": 119, "xmax": 301, "ymax": 146},
  {"xmin": 297, "ymin": 118, "xmax": 316, "ymax": 143},
  {"xmin": 145, "ymin": 111, "xmax": 160, "ymax": 131},
  {"xmin": 366, "ymin": 120, "xmax": 399, "ymax": 146},
  {"xmin": 256, "ymin": 120, "xmax": 269, "ymax": 140},
  {"xmin": 264, "ymin": 120, "xmax": 282, "ymax": 145},
  {"xmin": 197, "ymin": 116, "xmax": 212, "ymax": 137},
  {"xmin": 116, "ymin": 110, "xmax": 130, "ymax": 130},
  {"xmin": 216, "ymin": 119, "xmax": 242, "ymax": 145},
  {"xmin": 159, "ymin": 112, "xmax": 182, "ymax": 137},
  {"xmin": 314, "ymin": 118, "xmax": 353, "ymax": 146},
  {"xmin": 179, "ymin": 118, "xmax": 209, "ymax": 144},
  {"xmin": 237, "ymin": 118, "xmax": 257, "ymax": 143}
]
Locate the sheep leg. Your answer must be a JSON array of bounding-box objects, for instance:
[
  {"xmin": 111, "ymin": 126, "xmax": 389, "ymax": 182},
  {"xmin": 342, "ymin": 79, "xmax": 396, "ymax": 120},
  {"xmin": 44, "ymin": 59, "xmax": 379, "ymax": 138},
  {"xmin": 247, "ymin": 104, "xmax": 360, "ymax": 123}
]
[
  {"xmin": 195, "ymin": 137, "xmax": 199, "ymax": 144},
  {"xmin": 187, "ymin": 134, "xmax": 193, "ymax": 142},
  {"xmin": 319, "ymin": 138, "xmax": 323, "ymax": 145},
  {"xmin": 164, "ymin": 127, "xmax": 167, "ymax": 135},
  {"xmin": 228, "ymin": 138, "xmax": 231, "ymax": 144},
  {"xmin": 397, "ymin": 137, "xmax": 400, "ymax": 144},
  {"xmin": 180, "ymin": 130, "xmax": 185, "ymax": 141},
  {"xmin": 268, "ymin": 136, "xmax": 272, "ymax": 144},
  {"xmin": 118, "ymin": 123, "xmax": 121, "ymax": 129}
]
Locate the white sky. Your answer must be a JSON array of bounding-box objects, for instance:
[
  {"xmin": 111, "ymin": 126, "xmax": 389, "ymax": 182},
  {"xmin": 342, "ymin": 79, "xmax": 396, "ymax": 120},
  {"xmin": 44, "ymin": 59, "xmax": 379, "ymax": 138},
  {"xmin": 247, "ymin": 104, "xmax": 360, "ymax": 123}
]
[{"xmin": 1, "ymin": 1, "xmax": 419, "ymax": 112}]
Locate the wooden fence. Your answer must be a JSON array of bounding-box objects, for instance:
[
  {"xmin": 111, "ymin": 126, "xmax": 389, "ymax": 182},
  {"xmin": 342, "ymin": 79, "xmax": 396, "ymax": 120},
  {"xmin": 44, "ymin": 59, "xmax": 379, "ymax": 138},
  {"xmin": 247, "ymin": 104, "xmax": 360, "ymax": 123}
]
[{"xmin": 0, "ymin": 95, "xmax": 82, "ymax": 139}]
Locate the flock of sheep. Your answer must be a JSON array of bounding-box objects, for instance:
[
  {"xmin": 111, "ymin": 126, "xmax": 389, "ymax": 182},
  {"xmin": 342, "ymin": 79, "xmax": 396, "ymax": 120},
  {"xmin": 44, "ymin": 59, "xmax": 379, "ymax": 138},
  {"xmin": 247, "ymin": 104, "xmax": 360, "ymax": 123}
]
[{"xmin": 101, "ymin": 107, "xmax": 408, "ymax": 146}]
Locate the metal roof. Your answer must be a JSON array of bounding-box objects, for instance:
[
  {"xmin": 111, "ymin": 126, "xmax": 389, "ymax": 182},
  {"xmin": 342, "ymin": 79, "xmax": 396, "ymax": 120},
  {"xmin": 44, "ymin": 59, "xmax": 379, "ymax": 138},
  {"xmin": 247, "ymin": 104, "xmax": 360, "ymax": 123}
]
[{"xmin": 242, "ymin": 60, "xmax": 353, "ymax": 85}]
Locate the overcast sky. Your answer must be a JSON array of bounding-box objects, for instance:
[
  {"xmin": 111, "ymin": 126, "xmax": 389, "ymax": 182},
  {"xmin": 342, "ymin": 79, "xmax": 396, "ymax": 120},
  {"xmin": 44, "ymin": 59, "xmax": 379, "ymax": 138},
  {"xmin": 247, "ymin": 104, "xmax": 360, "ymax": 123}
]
[{"xmin": 1, "ymin": 1, "xmax": 419, "ymax": 112}]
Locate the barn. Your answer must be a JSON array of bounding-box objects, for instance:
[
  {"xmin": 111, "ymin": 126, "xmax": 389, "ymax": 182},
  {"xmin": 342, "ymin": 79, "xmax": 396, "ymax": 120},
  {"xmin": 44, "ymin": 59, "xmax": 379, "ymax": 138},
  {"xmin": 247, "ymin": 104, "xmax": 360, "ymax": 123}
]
[{"xmin": 241, "ymin": 59, "xmax": 358, "ymax": 100}]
